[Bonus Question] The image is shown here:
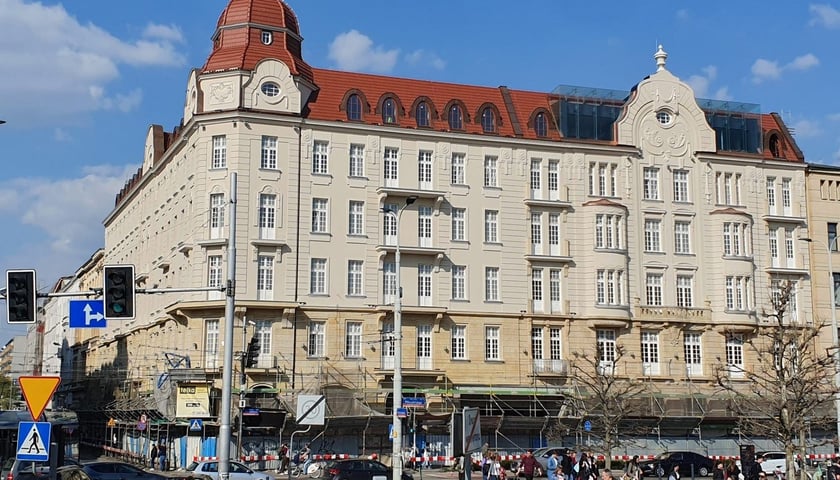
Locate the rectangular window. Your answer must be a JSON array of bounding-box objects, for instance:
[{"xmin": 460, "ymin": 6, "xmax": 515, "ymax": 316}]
[
  {"xmin": 257, "ymin": 255, "xmax": 274, "ymax": 300},
  {"xmin": 451, "ymin": 153, "xmax": 465, "ymax": 185},
  {"xmin": 208, "ymin": 255, "xmax": 223, "ymax": 290},
  {"xmin": 725, "ymin": 276, "xmax": 750, "ymax": 311},
  {"xmin": 767, "ymin": 177, "xmax": 776, "ymax": 210},
  {"xmin": 782, "ymin": 177, "xmax": 792, "ymax": 209},
  {"xmin": 549, "ymin": 328, "xmax": 563, "ymax": 365},
  {"xmin": 261, "ymin": 136, "xmax": 278, "ymax": 170},
  {"xmin": 347, "ymin": 260, "xmax": 364, "ymax": 296},
  {"xmin": 312, "ymin": 198, "xmax": 328, "ymax": 233},
  {"xmin": 548, "ymin": 160, "xmax": 559, "ymax": 200},
  {"xmin": 588, "ymin": 162, "xmax": 618, "ymax": 196},
  {"xmin": 209, "ymin": 193, "xmax": 225, "ymax": 239},
  {"xmin": 596, "ymin": 269, "xmax": 624, "ymax": 306},
  {"xmin": 531, "ymin": 213, "xmax": 542, "ymax": 254},
  {"xmin": 308, "ymin": 322, "xmax": 325, "ymax": 358},
  {"xmin": 451, "ymin": 325, "xmax": 467, "ymax": 360},
  {"xmin": 484, "ymin": 210, "xmax": 499, "ymax": 243},
  {"xmin": 550, "ymin": 269, "xmax": 562, "ymax": 312},
  {"xmin": 646, "ymin": 273, "xmax": 663, "ymax": 306},
  {"xmin": 418, "ymin": 206, "xmax": 433, "ymax": 247},
  {"xmin": 451, "ymin": 265, "xmax": 466, "ymax": 300},
  {"xmin": 673, "ymin": 169, "xmax": 689, "ymax": 202},
  {"xmin": 644, "ymin": 219, "xmax": 661, "ymax": 252},
  {"xmin": 725, "ymin": 333, "xmax": 744, "ymax": 378},
  {"xmin": 595, "ymin": 214, "xmax": 623, "ymax": 249},
  {"xmin": 345, "ymin": 322, "xmax": 362, "ymax": 358},
  {"xmin": 349, "ymin": 144, "xmax": 365, "ymax": 177},
  {"xmin": 348, "ymin": 201, "xmax": 364, "ymax": 235},
  {"xmin": 834, "ymin": 272, "xmax": 840, "ymax": 307},
  {"xmin": 259, "ymin": 194, "xmax": 276, "ymax": 239},
  {"xmin": 532, "ymin": 328, "xmax": 544, "ymax": 367},
  {"xmin": 532, "ymin": 268, "xmax": 543, "ymax": 311},
  {"xmin": 485, "ymin": 267, "xmax": 499, "ymax": 301},
  {"xmin": 310, "ymin": 258, "xmax": 327, "ymax": 295},
  {"xmin": 721, "ymin": 172, "xmax": 741, "ymax": 205},
  {"xmin": 674, "ymin": 221, "xmax": 691, "ymax": 254},
  {"xmin": 485, "ymin": 326, "xmax": 500, "ymax": 360},
  {"xmin": 212, "ymin": 135, "xmax": 227, "ymax": 169},
  {"xmin": 723, "ymin": 222, "xmax": 747, "ymax": 256},
  {"xmin": 641, "ymin": 331, "xmax": 660, "ymax": 376},
  {"xmin": 829, "ymin": 222, "xmax": 838, "ymax": 251},
  {"xmin": 313, "ymin": 141, "xmax": 329, "ymax": 174},
  {"xmin": 418, "ymin": 150, "xmax": 433, "ymax": 190},
  {"xmin": 451, "ymin": 208, "xmax": 466, "ymax": 241},
  {"xmin": 549, "ymin": 214, "xmax": 560, "ymax": 255},
  {"xmin": 643, "ymin": 167, "xmax": 660, "ymax": 200},
  {"xmin": 384, "ymin": 147, "xmax": 399, "ymax": 186},
  {"xmin": 204, "ymin": 319, "xmax": 219, "ymax": 368},
  {"xmin": 597, "ymin": 329, "xmax": 616, "ymax": 374},
  {"xmin": 383, "ymin": 202, "xmax": 397, "ymax": 245},
  {"xmin": 484, "ymin": 156, "xmax": 498, "ymax": 187},
  {"xmin": 255, "ymin": 320, "xmax": 271, "ymax": 365},
  {"xmin": 676, "ymin": 275, "xmax": 693, "ymax": 307},
  {"xmin": 530, "ymin": 159, "xmax": 541, "ymax": 198},
  {"xmin": 383, "ymin": 262, "xmax": 396, "ymax": 304},
  {"xmin": 417, "ymin": 324, "xmax": 432, "ymax": 369},
  {"xmin": 418, "ymin": 264, "xmax": 433, "ymax": 306},
  {"xmin": 684, "ymin": 332, "xmax": 703, "ymax": 377}
]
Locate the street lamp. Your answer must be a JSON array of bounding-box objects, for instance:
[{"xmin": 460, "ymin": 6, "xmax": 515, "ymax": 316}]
[
  {"xmin": 382, "ymin": 195, "xmax": 417, "ymax": 478},
  {"xmin": 800, "ymin": 236, "xmax": 840, "ymax": 447}
]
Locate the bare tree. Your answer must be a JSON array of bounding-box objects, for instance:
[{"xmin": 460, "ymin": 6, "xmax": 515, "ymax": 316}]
[
  {"xmin": 549, "ymin": 343, "xmax": 649, "ymax": 469},
  {"xmin": 715, "ymin": 281, "xmax": 837, "ymax": 480}
]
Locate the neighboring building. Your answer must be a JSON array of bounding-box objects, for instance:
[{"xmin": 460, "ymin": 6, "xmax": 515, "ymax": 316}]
[
  {"xmin": 0, "ymin": 340, "xmax": 12, "ymax": 378},
  {"xmin": 804, "ymin": 164, "xmax": 840, "ymax": 340},
  {"xmin": 64, "ymin": 0, "xmax": 827, "ymax": 457}
]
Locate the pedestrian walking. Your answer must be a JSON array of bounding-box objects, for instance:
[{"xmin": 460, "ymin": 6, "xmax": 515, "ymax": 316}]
[
  {"xmin": 520, "ymin": 449, "xmax": 539, "ymax": 480},
  {"xmin": 150, "ymin": 443, "xmax": 158, "ymax": 470},
  {"xmin": 713, "ymin": 463, "xmax": 725, "ymax": 480},
  {"xmin": 624, "ymin": 456, "xmax": 640, "ymax": 480},
  {"xmin": 158, "ymin": 441, "xmax": 167, "ymax": 471},
  {"xmin": 667, "ymin": 465, "xmax": 680, "ymax": 480}
]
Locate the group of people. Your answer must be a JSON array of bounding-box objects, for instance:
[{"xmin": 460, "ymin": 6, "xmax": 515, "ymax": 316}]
[
  {"xmin": 275, "ymin": 442, "xmax": 312, "ymax": 475},
  {"xmin": 148, "ymin": 441, "xmax": 167, "ymax": 471},
  {"xmin": 504, "ymin": 448, "xmax": 605, "ymax": 480}
]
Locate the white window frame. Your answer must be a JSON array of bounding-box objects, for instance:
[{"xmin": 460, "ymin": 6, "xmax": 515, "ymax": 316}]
[
  {"xmin": 383, "ymin": 262, "xmax": 396, "ymax": 304},
  {"xmin": 418, "ymin": 206, "xmax": 433, "ymax": 247},
  {"xmin": 484, "ymin": 156, "xmax": 498, "ymax": 187},
  {"xmin": 643, "ymin": 167, "xmax": 660, "ymax": 200},
  {"xmin": 204, "ymin": 319, "xmax": 220, "ymax": 369},
  {"xmin": 674, "ymin": 220, "xmax": 691, "ymax": 254},
  {"xmin": 684, "ymin": 332, "xmax": 703, "ymax": 377},
  {"xmin": 595, "ymin": 214, "xmax": 623, "ymax": 249},
  {"xmin": 347, "ymin": 260, "xmax": 364, "ymax": 296},
  {"xmin": 313, "ymin": 141, "xmax": 329, "ymax": 175},
  {"xmin": 550, "ymin": 269, "xmax": 562, "ymax": 313},
  {"xmin": 530, "ymin": 159, "xmax": 542, "ymax": 199},
  {"xmin": 597, "ymin": 329, "xmax": 616, "ymax": 375},
  {"xmin": 726, "ymin": 275, "xmax": 751, "ymax": 311},
  {"xmin": 451, "ymin": 325, "xmax": 467, "ymax": 360},
  {"xmin": 485, "ymin": 267, "xmax": 499, "ymax": 301},
  {"xmin": 530, "ymin": 213, "xmax": 542, "ymax": 255},
  {"xmin": 767, "ymin": 177, "xmax": 777, "ymax": 214},
  {"xmin": 451, "ymin": 153, "xmax": 466, "ymax": 185},
  {"xmin": 312, "ymin": 198, "xmax": 329, "ymax": 233},
  {"xmin": 257, "ymin": 255, "xmax": 274, "ymax": 300},
  {"xmin": 208, "ymin": 255, "xmax": 223, "ymax": 300},
  {"xmin": 641, "ymin": 331, "xmax": 660, "ymax": 376},
  {"xmin": 209, "ymin": 193, "xmax": 225, "ymax": 239},
  {"xmin": 261, "ymin": 135, "xmax": 278, "ymax": 170},
  {"xmin": 451, "ymin": 208, "xmax": 466, "ymax": 241},
  {"xmin": 349, "ymin": 144, "xmax": 365, "ymax": 178},
  {"xmin": 384, "ymin": 147, "xmax": 399, "ymax": 187},
  {"xmin": 451, "ymin": 265, "xmax": 466, "ymax": 300},
  {"xmin": 255, "ymin": 320, "xmax": 271, "ymax": 367},
  {"xmin": 484, "ymin": 210, "xmax": 499, "ymax": 243},
  {"xmin": 531, "ymin": 267, "xmax": 544, "ymax": 312},
  {"xmin": 725, "ymin": 333, "xmax": 744, "ymax": 378},
  {"xmin": 416, "ymin": 324, "xmax": 432, "ymax": 369},
  {"xmin": 418, "ymin": 264, "xmax": 433, "ymax": 306},
  {"xmin": 485, "ymin": 326, "xmax": 501, "ymax": 360},
  {"xmin": 418, "ymin": 150, "xmax": 433, "ymax": 190},
  {"xmin": 549, "ymin": 214, "xmax": 560, "ymax": 256},
  {"xmin": 212, "ymin": 135, "xmax": 227, "ymax": 169},
  {"xmin": 383, "ymin": 202, "xmax": 397, "ymax": 245},
  {"xmin": 673, "ymin": 169, "xmax": 689, "ymax": 202},
  {"xmin": 259, "ymin": 193, "xmax": 276, "ymax": 240},
  {"xmin": 310, "ymin": 258, "xmax": 327, "ymax": 295},
  {"xmin": 345, "ymin": 322, "xmax": 362, "ymax": 358},
  {"xmin": 348, "ymin": 200, "xmax": 365, "ymax": 236},
  {"xmin": 532, "ymin": 327, "xmax": 544, "ymax": 372},
  {"xmin": 644, "ymin": 219, "xmax": 662, "ymax": 252},
  {"xmin": 646, "ymin": 272, "xmax": 663, "ymax": 306},
  {"xmin": 596, "ymin": 269, "xmax": 624, "ymax": 306},
  {"xmin": 308, "ymin": 322, "xmax": 326, "ymax": 358},
  {"xmin": 548, "ymin": 160, "xmax": 560, "ymax": 200}
]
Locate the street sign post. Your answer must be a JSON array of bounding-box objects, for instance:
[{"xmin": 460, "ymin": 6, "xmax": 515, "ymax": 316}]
[
  {"xmin": 396, "ymin": 407, "xmax": 408, "ymax": 418},
  {"xmin": 296, "ymin": 395, "xmax": 326, "ymax": 425},
  {"xmin": 69, "ymin": 300, "xmax": 106, "ymax": 328}
]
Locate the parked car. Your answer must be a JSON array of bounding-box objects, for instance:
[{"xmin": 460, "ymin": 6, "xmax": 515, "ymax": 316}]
[
  {"xmin": 55, "ymin": 465, "xmax": 208, "ymax": 480},
  {"xmin": 185, "ymin": 460, "xmax": 272, "ymax": 480},
  {"xmin": 639, "ymin": 452, "xmax": 713, "ymax": 478},
  {"xmin": 5, "ymin": 458, "xmax": 81, "ymax": 480},
  {"xmin": 756, "ymin": 452, "xmax": 800, "ymax": 475},
  {"xmin": 75, "ymin": 462, "xmax": 166, "ymax": 480},
  {"xmin": 324, "ymin": 459, "xmax": 414, "ymax": 480}
]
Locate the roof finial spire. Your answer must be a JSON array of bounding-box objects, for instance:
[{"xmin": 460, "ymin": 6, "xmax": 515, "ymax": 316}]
[{"xmin": 654, "ymin": 44, "xmax": 668, "ymax": 72}]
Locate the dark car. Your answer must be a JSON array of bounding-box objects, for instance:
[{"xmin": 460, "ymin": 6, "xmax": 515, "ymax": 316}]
[
  {"xmin": 325, "ymin": 459, "xmax": 413, "ymax": 480},
  {"xmin": 639, "ymin": 452, "xmax": 713, "ymax": 478},
  {"xmin": 75, "ymin": 461, "xmax": 167, "ymax": 480}
]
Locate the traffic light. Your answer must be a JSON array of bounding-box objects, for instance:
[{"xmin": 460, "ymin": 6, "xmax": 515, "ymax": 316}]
[
  {"xmin": 245, "ymin": 336, "xmax": 260, "ymax": 368},
  {"xmin": 5, "ymin": 270, "xmax": 37, "ymax": 323},
  {"xmin": 104, "ymin": 265, "xmax": 135, "ymax": 320}
]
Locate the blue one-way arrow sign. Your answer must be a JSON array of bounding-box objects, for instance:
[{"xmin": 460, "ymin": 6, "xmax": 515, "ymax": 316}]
[{"xmin": 69, "ymin": 300, "xmax": 106, "ymax": 328}]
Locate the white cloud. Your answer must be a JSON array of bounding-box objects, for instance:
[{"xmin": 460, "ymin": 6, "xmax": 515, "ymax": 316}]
[
  {"xmin": 792, "ymin": 119, "xmax": 823, "ymax": 138},
  {"xmin": 327, "ymin": 30, "xmax": 399, "ymax": 73},
  {"xmin": 713, "ymin": 87, "xmax": 732, "ymax": 101},
  {"xmin": 404, "ymin": 49, "xmax": 446, "ymax": 70},
  {"xmin": 828, "ymin": 113, "xmax": 840, "ymax": 121},
  {"xmin": 53, "ymin": 128, "xmax": 72, "ymax": 142},
  {"xmin": 751, "ymin": 53, "xmax": 819, "ymax": 83},
  {"xmin": 0, "ymin": 0, "xmax": 186, "ymax": 126},
  {"xmin": 809, "ymin": 4, "xmax": 840, "ymax": 28},
  {"xmin": 685, "ymin": 65, "xmax": 730, "ymax": 100}
]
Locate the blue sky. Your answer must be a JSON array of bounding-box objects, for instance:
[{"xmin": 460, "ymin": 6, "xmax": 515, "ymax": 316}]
[{"xmin": 1, "ymin": 0, "xmax": 839, "ymax": 345}]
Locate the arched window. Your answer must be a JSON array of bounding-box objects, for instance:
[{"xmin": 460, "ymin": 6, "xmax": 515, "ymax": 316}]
[
  {"xmin": 769, "ymin": 134, "xmax": 780, "ymax": 158},
  {"xmin": 448, "ymin": 105, "xmax": 463, "ymax": 130},
  {"xmin": 481, "ymin": 108, "xmax": 496, "ymax": 133},
  {"xmin": 382, "ymin": 99, "xmax": 397, "ymax": 124},
  {"xmin": 535, "ymin": 112, "xmax": 548, "ymax": 137},
  {"xmin": 347, "ymin": 94, "xmax": 362, "ymax": 121},
  {"xmin": 416, "ymin": 102, "xmax": 430, "ymax": 128}
]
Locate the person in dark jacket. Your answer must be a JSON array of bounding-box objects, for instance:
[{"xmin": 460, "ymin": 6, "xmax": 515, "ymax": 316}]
[
  {"xmin": 521, "ymin": 450, "xmax": 539, "ymax": 480},
  {"xmin": 149, "ymin": 443, "xmax": 158, "ymax": 470},
  {"xmin": 713, "ymin": 463, "xmax": 725, "ymax": 480}
]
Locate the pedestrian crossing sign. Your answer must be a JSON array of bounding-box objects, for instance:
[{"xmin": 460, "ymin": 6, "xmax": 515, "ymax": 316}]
[{"xmin": 16, "ymin": 422, "xmax": 51, "ymax": 461}]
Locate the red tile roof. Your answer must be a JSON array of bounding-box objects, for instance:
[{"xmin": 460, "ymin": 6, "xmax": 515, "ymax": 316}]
[
  {"xmin": 760, "ymin": 113, "xmax": 804, "ymax": 162},
  {"xmin": 203, "ymin": 0, "xmax": 313, "ymax": 83}
]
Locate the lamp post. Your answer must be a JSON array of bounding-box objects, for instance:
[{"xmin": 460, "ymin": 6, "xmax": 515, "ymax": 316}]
[
  {"xmin": 382, "ymin": 195, "xmax": 417, "ymax": 479},
  {"xmin": 801, "ymin": 236, "xmax": 840, "ymax": 447}
]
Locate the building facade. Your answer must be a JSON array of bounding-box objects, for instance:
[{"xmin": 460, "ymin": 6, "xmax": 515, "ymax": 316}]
[{"xmin": 44, "ymin": 0, "xmax": 840, "ymax": 456}]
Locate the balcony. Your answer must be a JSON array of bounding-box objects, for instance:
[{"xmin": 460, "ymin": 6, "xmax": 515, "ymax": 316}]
[
  {"xmin": 524, "ymin": 187, "xmax": 573, "ymax": 209},
  {"xmin": 377, "ymin": 186, "xmax": 446, "ymax": 203},
  {"xmin": 633, "ymin": 305, "xmax": 711, "ymax": 324},
  {"xmin": 376, "ymin": 243, "xmax": 446, "ymax": 258},
  {"xmin": 531, "ymin": 359, "xmax": 569, "ymax": 377},
  {"xmin": 525, "ymin": 240, "xmax": 573, "ymax": 263}
]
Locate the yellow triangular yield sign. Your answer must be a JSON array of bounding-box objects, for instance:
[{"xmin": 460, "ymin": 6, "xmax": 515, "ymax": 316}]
[{"xmin": 19, "ymin": 376, "xmax": 61, "ymax": 421}]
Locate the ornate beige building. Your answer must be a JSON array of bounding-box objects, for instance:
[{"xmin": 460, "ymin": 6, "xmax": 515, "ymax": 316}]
[{"xmin": 42, "ymin": 0, "xmax": 837, "ymax": 456}]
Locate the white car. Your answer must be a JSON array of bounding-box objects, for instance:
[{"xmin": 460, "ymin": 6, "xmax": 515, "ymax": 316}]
[
  {"xmin": 758, "ymin": 452, "xmax": 799, "ymax": 475},
  {"xmin": 185, "ymin": 461, "xmax": 272, "ymax": 480}
]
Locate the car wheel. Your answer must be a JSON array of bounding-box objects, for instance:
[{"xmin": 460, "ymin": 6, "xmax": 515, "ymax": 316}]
[
  {"xmin": 698, "ymin": 467, "xmax": 709, "ymax": 477},
  {"xmin": 656, "ymin": 467, "xmax": 665, "ymax": 477}
]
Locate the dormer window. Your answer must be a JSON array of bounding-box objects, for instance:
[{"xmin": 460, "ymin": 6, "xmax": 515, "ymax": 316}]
[
  {"xmin": 481, "ymin": 108, "xmax": 496, "ymax": 133},
  {"xmin": 347, "ymin": 94, "xmax": 362, "ymax": 121},
  {"xmin": 382, "ymin": 98, "xmax": 397, "ymax": 124},
  {"xmin": 535, "ymin": 112, "xmax": 548, "ymax": 137},
  {"xmin": 769, "ymin": 134, "xmax": 781, "ymax": 158},
  {"xmin": 448, "ymin": 105, "xmax": 463, "ymax": 130},
  {"xmin": 261, "ymin": 30, "xmax": 273, "ymax": 45},
  {"xmin": 261, "ymin": 82, "xmax": 280, "ymax": 97},
  {"xmin": 416, "ymin": 102, "xmax": 430, "ymax": 128}
]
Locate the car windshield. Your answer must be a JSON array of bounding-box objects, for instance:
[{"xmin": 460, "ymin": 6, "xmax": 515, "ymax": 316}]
[
  {"xmin": 657, "ymin": 453, "xmax": 673, "ymax": 460},
  {"xmin": 185, "ymin": 463, "xmax": 198, "ymax": 472}
]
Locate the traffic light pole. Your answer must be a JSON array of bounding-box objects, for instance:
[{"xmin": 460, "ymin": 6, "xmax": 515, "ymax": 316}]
[
  {"xmin": 219, "ymin": 173, "xmax": 238, "ymax": 480},
  {"xmin": 237, "ymin": 318, "xmax": 249, "ymax": 461}
]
